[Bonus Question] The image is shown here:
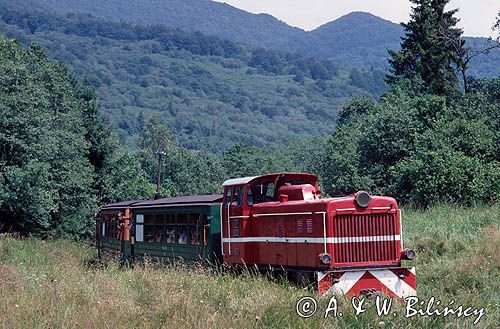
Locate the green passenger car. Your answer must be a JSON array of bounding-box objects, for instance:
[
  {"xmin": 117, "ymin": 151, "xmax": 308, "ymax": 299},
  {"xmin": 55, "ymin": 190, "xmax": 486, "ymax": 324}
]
[{"xmin": 96, "ymin": 195, "xmax": 223, "ymax": 265}]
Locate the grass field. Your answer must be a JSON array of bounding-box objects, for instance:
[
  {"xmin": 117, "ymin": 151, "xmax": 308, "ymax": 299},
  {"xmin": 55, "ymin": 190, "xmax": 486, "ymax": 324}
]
[{"xmin": 0, "ymin": 204, "xmax": 499, "ymax": 328}]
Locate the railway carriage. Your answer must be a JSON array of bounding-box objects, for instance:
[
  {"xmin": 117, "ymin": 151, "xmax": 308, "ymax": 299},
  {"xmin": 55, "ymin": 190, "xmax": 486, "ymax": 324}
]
[
  {"xmin": 130, "ymin": 195, "xmax": 223, "ymax": 264},
  {"xmin": 96, "ymin": 195, "xmax": 223, "ymax": 264},
  {"xmin": 96, "ymin": 172, "xmax": 416, "ymax": 298}
]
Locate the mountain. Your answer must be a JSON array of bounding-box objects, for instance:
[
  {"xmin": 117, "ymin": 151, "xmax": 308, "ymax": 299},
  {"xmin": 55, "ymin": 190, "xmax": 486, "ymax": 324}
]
[
  {"xmin": 0, "ymin": 8, "xmax": 384, "ymax": 153},
  {"xmin": 303, "ymin": 12, "xmax": 403, "ymax": 69},
  {"xmin": 1, "ymin": 0, "xmax": 498, "ymax": 76}
]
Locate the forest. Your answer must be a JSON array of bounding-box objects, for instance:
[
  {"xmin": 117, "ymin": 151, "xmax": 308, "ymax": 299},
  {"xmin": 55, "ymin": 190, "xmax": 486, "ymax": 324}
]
[
  {"xmin": 0, "ymin": 7, "xmax": 387, "ymax": 152},
  {"xmin": 0, "ymin": 1, "xmax": 499, "ymax": 241}
]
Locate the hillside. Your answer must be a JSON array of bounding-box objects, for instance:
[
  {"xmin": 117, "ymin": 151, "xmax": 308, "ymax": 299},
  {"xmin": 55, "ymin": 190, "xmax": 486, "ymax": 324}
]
[
  {"xmin": 2, "ymin": 0, "xmax": 499, "ymax": 75},
  {"xmin": 0, "ymin": 0, "xmax": 306, "ymax": 51},
  {"xmin": 0, "ymin": 8, "xmax": 384, "ymax": 152},
  {"xmin": 1, "ymin": 205, "xmax": 498, "ymax": 328}
]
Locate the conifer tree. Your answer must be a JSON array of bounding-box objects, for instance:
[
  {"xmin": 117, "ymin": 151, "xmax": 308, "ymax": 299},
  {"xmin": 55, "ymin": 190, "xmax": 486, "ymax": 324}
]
[{"xmin": 387, "ymin": 0, "xmax": 464, "ymax": 95}]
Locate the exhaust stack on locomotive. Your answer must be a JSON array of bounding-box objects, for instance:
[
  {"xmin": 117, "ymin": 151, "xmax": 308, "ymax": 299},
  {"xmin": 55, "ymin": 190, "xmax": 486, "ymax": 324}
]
[{"xmin": 96, "ymin": 172, "xmax": 416, "ymax": 299}]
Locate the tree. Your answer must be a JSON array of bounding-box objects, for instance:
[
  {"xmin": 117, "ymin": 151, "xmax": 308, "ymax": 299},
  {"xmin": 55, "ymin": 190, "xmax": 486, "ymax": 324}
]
[
  {"xmin": 101, "ymin": 148, "xmax": 155, "ymax": 202},
  {"xmin": 0, "ymin": 38, "xmax": 97, "ymax": 238},
  {"xmin": 138, "ymin": 115, "xmax": 222, "ymax": 197},
  {"xmin": 321, "ymin": 86, "xmax": 500, "ymax": 206},
  {"xmin": 221, "ymin": 143, "xmax": 263, "ymax": 178},
  {"xmin": 387, "ymin": 0, "xmax": 463, "ymax": 96},
  {"xmin": 337, "ymin": 96, "xmax": 375, "ymax": 125},
  {"xmin": 139, "ymin": 114, "xmax": 173, "ymax": 156},
  {"xmin": 76, "ymin": 77, "xmax": 114, "ymax": 202}
]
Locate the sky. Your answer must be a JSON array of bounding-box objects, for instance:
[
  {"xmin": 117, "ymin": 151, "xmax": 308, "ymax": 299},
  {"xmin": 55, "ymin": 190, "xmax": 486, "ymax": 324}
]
[{"xmin": 212, "ymin": 0, "xmax": 498, "ymax": 37}]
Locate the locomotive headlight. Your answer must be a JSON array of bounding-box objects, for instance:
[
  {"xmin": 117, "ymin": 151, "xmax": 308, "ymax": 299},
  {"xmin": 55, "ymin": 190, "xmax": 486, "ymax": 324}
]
[
  {"xmin": 319, "ymin": 253, "xmax": 332, "ymax": 264},
  {"xmin": 355, "ymin": 191, "xmax": 371, "ymax": 208},
  {"xmin": 401, "ymin": 248, "xmax": 416, "ymax": 260}
]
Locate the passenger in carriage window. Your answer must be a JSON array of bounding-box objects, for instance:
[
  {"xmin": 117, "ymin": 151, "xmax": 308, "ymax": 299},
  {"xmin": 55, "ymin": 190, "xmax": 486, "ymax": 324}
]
[
  {"xmin": 190, "ymin": 225, "xmax": 200, "ymax": 245},
  {"xmin": 178, "ymin": 226, "xmax": 188, "ymax": 244},
  {"xmin": 155, "ymin": 230, "xmax": 164, "ymax": 243},
  {"xmin": 165, "ymin": 225, "xmax": 176, "ymax": 244}
]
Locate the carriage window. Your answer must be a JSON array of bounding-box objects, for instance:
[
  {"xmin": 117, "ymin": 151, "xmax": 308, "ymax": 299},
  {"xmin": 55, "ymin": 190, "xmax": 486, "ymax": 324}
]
[
  {"xmin": 103, "ymin": 214, "xmax": 110, "ymax": 237},
  {"xmin": 164, "ymin": 214, "xmax": 176, "ymax": 244},
  {"xmin": 144, "ymin": 214, "xmax": 155, "ymax": 243},
  {"xmin": 189, "ymin": 213, "xmax": 200, "ymax": 245},
  {"xmin": 105, "ymin": 214, "xmax": 119, "ymax": 238},
  {"xmin": 165, "ymin": 224, "xmax": 176, "ymax": 244},
  {"xmin": 155, "ymin": 224, "xmax": 165, "ymax": 243},
  {"xmin": 177, "ymin": 213, "xmax": 189, "ymax": 244},
  {"xmin": 191, "ymin": 225, "xmax": 200, "ymax": 245},
  {"xmin": 177, "ymin": 225, "xmax": 188, "ymax": 244}
]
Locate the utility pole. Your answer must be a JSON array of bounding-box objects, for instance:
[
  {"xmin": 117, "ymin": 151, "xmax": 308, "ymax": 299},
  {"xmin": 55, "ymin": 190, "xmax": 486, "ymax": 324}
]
[{"xmin": 155, "ymin": 150, "xmax": 166, "ymax": 200}]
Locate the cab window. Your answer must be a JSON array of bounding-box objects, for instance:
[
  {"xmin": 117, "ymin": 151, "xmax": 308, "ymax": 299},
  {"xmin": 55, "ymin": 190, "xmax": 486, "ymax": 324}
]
[
  {"xmin": 233, "ymin": 187, "xmax": 240, "ymax": 206},
  {"xmin": 246, "ymin": 188, "xmax": 254, "ymax": 206},
  {"xmin": 248, "ymin": 181, "xmax": 276, "ymax": 204},
  {"xmin": 224, "ymin": 188, "xmax": 232, "ymax": 208}
]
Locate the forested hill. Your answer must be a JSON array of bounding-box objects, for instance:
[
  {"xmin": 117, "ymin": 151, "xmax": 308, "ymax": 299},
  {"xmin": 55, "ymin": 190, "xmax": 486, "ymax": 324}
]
[
  {"xmin": 0, "ymin": 8, "xmax": 386, "ymax": 152},
  {"xmin": 2, "ymin": 0, "xmax": 499, "ymax": 75},
  {"xmin": 1, "ymin": 0, "xmax": 306, "ymax": 50}
]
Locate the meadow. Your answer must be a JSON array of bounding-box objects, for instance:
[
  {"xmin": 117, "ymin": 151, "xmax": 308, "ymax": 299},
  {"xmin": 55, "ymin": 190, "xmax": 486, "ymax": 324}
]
[{"xmin": 0, "ymin": 204, "xmax": 498, "ymax": 329}]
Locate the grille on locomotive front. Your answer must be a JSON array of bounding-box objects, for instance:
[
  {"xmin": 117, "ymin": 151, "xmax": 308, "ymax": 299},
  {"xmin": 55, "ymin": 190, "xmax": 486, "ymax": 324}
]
[{"xmin": 333, "ymin": 213, "xmax": 399, "ymax": 265}]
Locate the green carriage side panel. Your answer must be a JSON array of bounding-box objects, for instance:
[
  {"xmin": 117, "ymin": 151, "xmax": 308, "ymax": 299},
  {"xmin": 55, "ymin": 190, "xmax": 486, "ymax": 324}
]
[
  {"xmin": 102, "ymin": 237, "xmax": 120, "ymax": 250},
  {"xmin": 101, "ymin": 238, "xmax": 122, "ymax": 259},
  {"xmin": 134, "ymin": 242, "xmax": 203, "ymax": 263},
  {"xmin": 133, "ymin": 203, "xmax": 221, "ymax": 264},
  {"xmin": 123, "ymin": 240, "xmax": 131, "ymax": 265}
]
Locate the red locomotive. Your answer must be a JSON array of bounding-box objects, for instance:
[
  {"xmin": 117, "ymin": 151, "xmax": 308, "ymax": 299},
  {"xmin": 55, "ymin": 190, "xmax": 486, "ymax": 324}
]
[{"xmin": 221, "ymin": 172, "xmax": 416, "ymax": 298}]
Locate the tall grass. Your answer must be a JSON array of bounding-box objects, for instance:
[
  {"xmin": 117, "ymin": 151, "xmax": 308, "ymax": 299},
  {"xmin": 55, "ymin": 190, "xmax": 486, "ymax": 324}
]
[{"xmin": 0, "ymin": 204, "xmax": 498, "ymax": 328}]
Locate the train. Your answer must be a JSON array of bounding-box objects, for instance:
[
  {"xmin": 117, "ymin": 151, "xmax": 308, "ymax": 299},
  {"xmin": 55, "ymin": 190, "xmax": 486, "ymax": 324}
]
[{"xmin": 96, "ymin": 172, "xmax": 416, "ymax": 298}]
